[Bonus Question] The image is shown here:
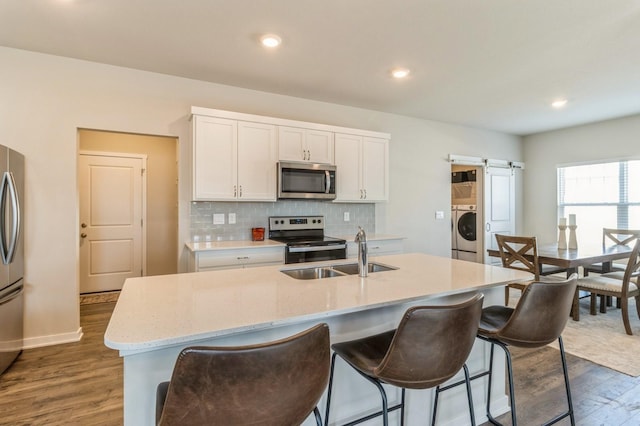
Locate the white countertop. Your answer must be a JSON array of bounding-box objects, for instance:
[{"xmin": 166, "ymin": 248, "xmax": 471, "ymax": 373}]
[
  {"xmin": 185, "ymin": 239, "xmax": 285, "ymax": 252},
  {"xmin": 105, "ymin": 253, "xmax": 530, "ymax": 353}
]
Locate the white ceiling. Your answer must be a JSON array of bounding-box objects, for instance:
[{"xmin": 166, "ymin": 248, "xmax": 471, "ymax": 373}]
[{"xmin": 1, "ymin": 0, "xmax": 639, "ymax": 135}]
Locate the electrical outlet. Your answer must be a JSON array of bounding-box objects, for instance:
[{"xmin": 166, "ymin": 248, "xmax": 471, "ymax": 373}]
[
  {"xmin": 213, "ymin": 213, "xmax": 225, "ymax": 225},
  {"xmin": 344, "ymin": 212, "xmax": 350, "ymax": 222},
  {"xmin": 228, "ymin": 213, "xmax": 236, "ymax": 224}
]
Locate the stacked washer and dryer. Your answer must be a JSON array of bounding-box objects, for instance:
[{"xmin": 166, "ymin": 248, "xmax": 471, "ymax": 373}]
[{"xmin": 451, "ymin": 169, "xmax": 480, "ymax": 262}]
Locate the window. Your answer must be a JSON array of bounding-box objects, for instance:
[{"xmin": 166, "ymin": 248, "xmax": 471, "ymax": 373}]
[{"xmin": 557, "ymin": 160, "xmax": 640, "ymax": 244}]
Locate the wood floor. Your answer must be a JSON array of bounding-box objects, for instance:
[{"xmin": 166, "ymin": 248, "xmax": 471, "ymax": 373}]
[
  {"xmin": 0, "ymin": 302, "xmax": 122, "ymax": 425},
  {"xmin": 1, "ymin": 302, "xmax": 640, "ymax": 425}
]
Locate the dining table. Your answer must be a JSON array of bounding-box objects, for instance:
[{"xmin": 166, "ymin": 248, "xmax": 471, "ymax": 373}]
[{"xmin": 487, "ymin": 243, "xmax": 633, "ymax": 278}]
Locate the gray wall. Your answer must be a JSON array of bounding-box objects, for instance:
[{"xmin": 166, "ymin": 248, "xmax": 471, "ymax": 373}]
[{"xmin": 523, "ymin": 114, "xmax": 640, "ymax": 245}]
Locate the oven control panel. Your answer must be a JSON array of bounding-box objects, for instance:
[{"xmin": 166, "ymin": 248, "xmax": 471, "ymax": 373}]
[{"xmin": 269, "ymin": 216, "xmax": 324, "ymax": 231}]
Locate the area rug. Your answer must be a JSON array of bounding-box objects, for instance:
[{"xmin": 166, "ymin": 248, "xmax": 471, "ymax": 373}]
[{"xmin": 548, "ymin": 297, "xmax": 640, "ymax": 377}]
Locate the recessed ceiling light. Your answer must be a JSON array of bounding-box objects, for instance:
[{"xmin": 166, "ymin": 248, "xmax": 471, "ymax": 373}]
[
  {"xmin": 391, "ymin": 68, "xmax": 410, "ymax": 79},
  {"xmin": 551, "ymin": 99, "xmax": 568, "ymax": 109},
  {"xmin": 260, "ymin": 34, "xmax": 282, "ymax": 48}
]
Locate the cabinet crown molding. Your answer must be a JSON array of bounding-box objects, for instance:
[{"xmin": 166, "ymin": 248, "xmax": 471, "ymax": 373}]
[{"xmin": 191, "ymin": 106, "xmax": 390, "ymax": 140}]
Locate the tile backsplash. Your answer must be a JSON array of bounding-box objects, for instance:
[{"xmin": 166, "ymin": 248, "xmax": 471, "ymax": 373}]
[{"xmin": 190, "ymin": 201, "xmax": 375, "ymax": 241}]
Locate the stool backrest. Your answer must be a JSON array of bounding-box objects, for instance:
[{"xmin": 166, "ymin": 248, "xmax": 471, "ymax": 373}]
[
  {"xmin": 374, "ymin": 293, "xmax": 483, "ymax": 390},
  {"xmin": 157, "ymin": 323, "xmax": 330, "ymax": 426},
  {"xmin": 495, "ymin": 234, "xmax": 540, "ymax": 280},
  {"xmin": 496, "ymin": 274, "xmax": 577, "ymax": 348}
]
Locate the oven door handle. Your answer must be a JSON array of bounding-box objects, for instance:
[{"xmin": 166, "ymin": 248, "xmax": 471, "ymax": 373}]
[{"xmin": 288, "ymin": 244, "xmax": 347, "ymax": 253}]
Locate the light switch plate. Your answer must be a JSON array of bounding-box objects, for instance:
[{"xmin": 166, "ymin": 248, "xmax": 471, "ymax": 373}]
[
  {"xmin": 344, "ymin": 212, "xmax": 350, "ymax": 222},
  {"xmin": 213, "ymin": 213, "xmax": 225, "ymax": 225},
  {"xmin": 228, "ymin": 213, "xmax": 236, "ymax": 224},
  {"xmin": 435, "ymin": 210, "xmax": 445, "ymax": 220}
]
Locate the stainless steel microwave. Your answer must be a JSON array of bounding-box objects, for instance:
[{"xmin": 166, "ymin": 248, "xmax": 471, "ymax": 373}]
[{"xmin": 277, "ymin": 161, "xmax": 336, "ymax": 200}]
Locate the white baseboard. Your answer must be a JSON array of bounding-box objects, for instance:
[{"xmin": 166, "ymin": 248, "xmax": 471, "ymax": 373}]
[{"xmin": 22, "ymin": 327, "xmax": 84, "ymax": 349}]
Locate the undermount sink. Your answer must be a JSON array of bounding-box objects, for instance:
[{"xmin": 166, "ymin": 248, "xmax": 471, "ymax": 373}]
[
  {"xmin": 281, "ymin": 267, "xmax": 345, "ymax": 280},
  {"xmin": 331, "ymin": 262, "xmax": 397, "ymax": 275},
  {"xmin": 281, "ymin": 262, "xmax": 397, "ymax": 280}
]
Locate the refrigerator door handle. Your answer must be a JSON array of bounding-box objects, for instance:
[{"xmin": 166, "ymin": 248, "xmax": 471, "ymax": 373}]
[
  {"xmin": 0, "ymin": 282, "xmax": 23, "ymax": 306},
  {"xmin": 0, "ymin": 171, "xmax": 20, "ymax": 265}
]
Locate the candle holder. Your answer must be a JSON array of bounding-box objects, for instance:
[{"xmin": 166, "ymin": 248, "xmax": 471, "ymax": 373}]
[
  {"xmin": 558, "ymin": 224, "xmax": 568, "ymax": 249},
  {"xmin": 568, "ymin": 225, "xmax": 578, "ymax": 250}
]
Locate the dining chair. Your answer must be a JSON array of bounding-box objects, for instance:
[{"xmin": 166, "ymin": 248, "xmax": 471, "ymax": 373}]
[
  {"xmin": 495, "ymin": 234, "xmax": 564, "ymax": 305},
  {"xmin": 583, "ymin": 228, "xmax": 640, "ymax": 276},
  {"xmin": 155, "ymin": 323, "xmax": 330, "ymax": 426},
  {"xmin": 324, "ymin": 293, "xmax": 484, "ymax": 426},
  {"xmin": 574, "ymin": 238, "xmax": 640, "ymax": 335}
]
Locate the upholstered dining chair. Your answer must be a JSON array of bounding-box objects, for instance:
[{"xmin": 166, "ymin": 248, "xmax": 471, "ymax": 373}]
[
  {"xmin": 583, "ymin": 228, "xmax": 640, "ymax": 276},
  {"xmin": 324, "ymin": 293, "xmax": 484, "ymax": 426},
  {"xmin": 574, "ymin": 238, "xmax": 640, "ymax": 335},
  {"xmin": 495, "ymin": 234, "xmax": 564, "ymax": 305},
  {"xmin": 156, "ymin": 323, "xmax": 330, "ymax": 426}
]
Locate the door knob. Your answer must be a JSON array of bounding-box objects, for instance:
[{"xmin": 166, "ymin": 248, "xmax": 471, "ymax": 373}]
[
  {"xmin": 81, "ymin": 223, "xmax": 87, "ymax": 228},
  {"xmin": 81, "ymin": 233, "xmax": 87, "ymax": 238}
]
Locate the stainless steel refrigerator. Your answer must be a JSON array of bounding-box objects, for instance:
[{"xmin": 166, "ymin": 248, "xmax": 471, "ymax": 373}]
[{"xmin": 0, "ymin": 146, "xmax": 24, "ymax": 375}]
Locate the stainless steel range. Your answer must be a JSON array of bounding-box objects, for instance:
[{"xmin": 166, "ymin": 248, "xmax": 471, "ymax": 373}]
[{"xmin": 269, "ymin": 216, "xmax": 347, "ymax": 264}]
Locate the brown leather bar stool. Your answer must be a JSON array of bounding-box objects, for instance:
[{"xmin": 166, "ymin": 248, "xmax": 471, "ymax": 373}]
[
  {"xmin": 324, "ymin": 293, "xmax": 484, "ymax": 426},
  {"xmin": 156, "ymin": 323, "xmax": 330, "ymax": 426},
  {"xmin": 475, "ymin": 274, "xmax": 577, "ymax": 426}
]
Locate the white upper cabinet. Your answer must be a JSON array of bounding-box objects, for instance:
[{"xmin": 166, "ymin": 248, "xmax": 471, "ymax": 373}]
[
  {"xmin": 334, "ymin": 133, "xmax": 389, "ymax": 202},
  {"xmin": 237, "ymin": 121, "xmax": 277, "ymax": 201},
  {"xmin": 191, "ymin": 107, "xmax": 389, "ymax": 202},
  {"xmin": 278, "ymin": 126, "xmax": 334, "ymax": 164},
  {"xmin": 193, "ymin": 116, "xmax": 238, "ymax": 200},
  {"xmin": 192, "ymin": 115, "xmax": 277, "ymax": 201}
]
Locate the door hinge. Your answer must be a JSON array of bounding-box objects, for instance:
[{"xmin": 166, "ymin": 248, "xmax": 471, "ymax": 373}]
[
  {"xmin": 141, "ymin": 219, "xmax": 143, "ymax": 227},
  {"xmin": 141, "ymin": 168, "xmax": 146, "ymax": 176}
]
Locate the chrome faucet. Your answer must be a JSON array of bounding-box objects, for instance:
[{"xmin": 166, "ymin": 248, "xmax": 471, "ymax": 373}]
[{"xmin": 355, "ymin": 226, "xmax": 368, "ymax": 277}]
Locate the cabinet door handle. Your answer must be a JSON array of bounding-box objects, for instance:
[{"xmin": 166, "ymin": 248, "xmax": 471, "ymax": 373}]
[
  {"xmin": 364, "ymin": 189, "xmax": 367, "ymax": 199},
  {"xmin": 239, "ymin": 185, "xmax": 242, "ymax": 197},
  {"xmin": 234, "ymin": 185, "xmax": 237, "ymax": 197},
  {"xmin": 307, "ymin": 150, "xmax": 311, "ymax": 161},
  {"xmin": 237, "ymin": 256, "xmax": 249, "ymax": 260}
]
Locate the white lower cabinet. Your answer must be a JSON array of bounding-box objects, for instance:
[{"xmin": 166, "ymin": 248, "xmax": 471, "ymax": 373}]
[
  {"xmin": 346, "ymin": 238, "xmax": 404, "ymax": 259},
  {"xmin": 189, "ymin": 246, "xmax": 284, "ymax": 272}
]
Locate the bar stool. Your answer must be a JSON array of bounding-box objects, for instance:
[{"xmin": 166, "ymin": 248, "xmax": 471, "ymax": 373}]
[
  {"xmin": 475, "ymin": 274, "xmax": 577, "ymax": 426},
  {"xmin": 156, "ymin": 323, "xmax": 330, "ymax": 426},
  {"xmin": 324, "ymin": 293, "xmax": 484, "ymax": 426}
]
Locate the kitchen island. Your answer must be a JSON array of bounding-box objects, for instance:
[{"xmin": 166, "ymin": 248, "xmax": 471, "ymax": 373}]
[{"xmin": 105, "ymin": 253, "xmax": 530, "ymax": 425}]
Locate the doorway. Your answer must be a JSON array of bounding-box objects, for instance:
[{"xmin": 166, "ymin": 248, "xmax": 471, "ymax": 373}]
[{"xmin": 78, "ymin": 129, "xmax": 178, "ymax": 294}]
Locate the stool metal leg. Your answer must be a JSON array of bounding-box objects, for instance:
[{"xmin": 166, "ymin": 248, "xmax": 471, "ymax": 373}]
[
  {"xmin": 324, "ymin": 352, "xmax": 338, "ymax": 426},
  {"xmin": 432, "ymin": 364, "xmax": 476, "ymax": 426},
  {"xmin": 541, "ymin": 336, "xmax": 575, "ymax": 426},
  {"xmin": 462, "ymin": 364, "xmax": 476, "ymax": 426},
  {"xmin": 325, "ymin": 352, "xmax": 404, "ymax": 426},
  {"xmin": 475, "ymin": 337, "xmax": 515, "ymax": 426}
]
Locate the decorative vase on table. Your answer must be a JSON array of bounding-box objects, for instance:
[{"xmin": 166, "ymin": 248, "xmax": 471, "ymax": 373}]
[
  {"xmin": 558, "ymin": 217, "xmax": 568, "ymax": 249},
  {"xmin": 558, "ymin": 224, "xmax": 568, "ymax": 249}
]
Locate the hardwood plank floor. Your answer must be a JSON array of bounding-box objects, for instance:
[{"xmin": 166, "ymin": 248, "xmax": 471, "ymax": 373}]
[
  {"xmin": 1, "ymin": 302, "xmax": 639, "ymax": 425},
  {"xmin": 0, "ymin": 302, "xmax": 122, "ymax": 425}
]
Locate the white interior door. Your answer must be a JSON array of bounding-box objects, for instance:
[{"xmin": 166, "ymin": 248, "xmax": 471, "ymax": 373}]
[
  {"xmin": 484, "ymin": 166, "xmax": 515, "ymax": 264},
  {"xmin": 79, "ymin": 153, "xmax": 144, "ymax": 293}
]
